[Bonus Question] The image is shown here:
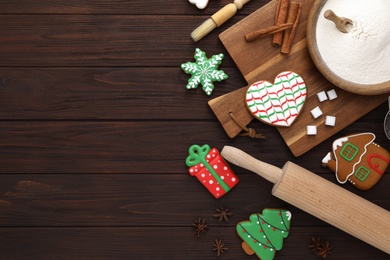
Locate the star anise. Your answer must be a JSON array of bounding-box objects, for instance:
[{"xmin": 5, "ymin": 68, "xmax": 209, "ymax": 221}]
[
  {"xmin": 213, "ymin": 239, "xmax": 228, "ymax": 256},
  {"xmin": 317, "ymin": 240, "xmax": 332, "ymax": 258},
  {"xmin": 192, "ymin": 218, "xmax": 208, "ymax": 237},
  {"xmin": 213, "ymin": 207, "xmax": 232, "ymax": 223},
  {"xmin": 309, "ymin": 237, "xmax": 322, "ymax": 253}
]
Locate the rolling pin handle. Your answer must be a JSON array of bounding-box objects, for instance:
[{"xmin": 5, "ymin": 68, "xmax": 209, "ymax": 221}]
[{"xmin": 221, "ymin": 146, "xmax": 282, "ymax": 184}]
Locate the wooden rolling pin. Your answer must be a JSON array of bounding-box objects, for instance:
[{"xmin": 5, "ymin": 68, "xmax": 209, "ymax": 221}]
[{"xmin": 221, "ymin": 146, "xmax": 390, "ymax": 254}]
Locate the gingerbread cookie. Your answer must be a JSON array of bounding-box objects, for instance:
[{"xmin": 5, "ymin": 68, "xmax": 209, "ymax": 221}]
[
  {"xmin": 189, "ymin": 0, "xmax": 209, "ymax": 9},
  {"xmin": 181, "ymin": 48, "xmax": 228, "ymax": 96},
  {"xmin": 322, "ymin": 132, "xmax": 390, "ymax": 190},
  {"xmin": 245, "ymin": 71, "xmax": 307, "ymax": 127},
  {"xmin": 186, "ymin": 144, "xmax": 239, "ymax": 198},
  {"xmin": 236, "ymin": 209, "xmax": 292, "ymax": 260}
]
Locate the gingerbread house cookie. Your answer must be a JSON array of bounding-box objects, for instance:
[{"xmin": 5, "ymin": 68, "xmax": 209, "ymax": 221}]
[{"xmin": 322, "ymin": 132, "xmax": 390, "ymax": 190}]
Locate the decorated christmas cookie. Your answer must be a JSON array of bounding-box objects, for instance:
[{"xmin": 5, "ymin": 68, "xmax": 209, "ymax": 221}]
[
  {"xmin": 189, "ymin": 0, "xmax": 209, "ymax": 9},
  {"xmin": 186, "ymin": 144, "xmax": 239, "ymax": 198},
  {"xmin": 181, "ymin": 48, "xmax": 228, "ymax": 96},
  {"xmin": 236, "ymin": 209, "xmax": 292, "ymax": 260},
  {"xmin": 245, "ymin": 71, "xmax": 307, "ymax": 127},
  {"xmin": 322, "ymin": 132, "xmax": 390, "ymax": 190}
]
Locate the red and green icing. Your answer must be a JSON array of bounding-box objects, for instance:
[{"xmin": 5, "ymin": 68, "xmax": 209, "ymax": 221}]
[
  {"xmin": 246, "ymin": 71, "xmax": 306, "ymax": 127},
  {"xmin": 186, "ymin": 144, "xmax": 238, "ymax": 198},
  {"xmin": 237, "ymin": 209, "xmax": 292, "ymax": 260}
]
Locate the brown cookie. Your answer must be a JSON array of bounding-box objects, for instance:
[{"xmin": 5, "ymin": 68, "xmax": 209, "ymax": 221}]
[{"xmin": 322, "ymin": 132, "xmax": 390, "ymax": 190}]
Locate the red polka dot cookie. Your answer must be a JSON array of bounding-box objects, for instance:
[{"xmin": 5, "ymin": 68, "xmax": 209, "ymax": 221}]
[{"xmin": 186, "ymin": 144, "xmax": 239, "ymax": 198}]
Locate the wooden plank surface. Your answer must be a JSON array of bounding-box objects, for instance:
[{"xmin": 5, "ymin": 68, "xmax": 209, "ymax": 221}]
[
  {"xmin": 215, "ymin": 0, "xmax": 387, "ymax": 156},
  {"xmin": 0, "ymin": 0, "xmax": 389, "ymax": 259}
]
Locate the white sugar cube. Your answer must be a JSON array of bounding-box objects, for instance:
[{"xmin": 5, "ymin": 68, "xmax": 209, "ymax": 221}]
[
  {"xmin": 310, "ymin": 106, "xmax": 323, "ymax": 119},
  {"xmin": 307, "ymin": 125, "xmax": 317, "ymax": 135},
  {"xmin": 327, "ymin": 89, "xmax": 337, "ymax": 100},
  {"xmin": 317, "ymin": 91, "xmax": 328, "ymax": 102},
  {"xmin": 325, "ymin": 115, "xmax": 336, "ymax": 126}
]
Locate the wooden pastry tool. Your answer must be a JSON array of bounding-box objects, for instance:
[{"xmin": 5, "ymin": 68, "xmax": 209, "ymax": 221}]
[
  {"xmin": 209, "ymin": 0, "xmax": 388, "ymax": 156},
  {"xmin": 323, "ymin": 9, "xmax": 352, "ymax": 33},
  {"xmin": 221, "ymin": 146, "xmax": 390, "ymax": 254},
  {"xmin": 191, "ymin": 0, "xmax": 251, "ymax": 42}
]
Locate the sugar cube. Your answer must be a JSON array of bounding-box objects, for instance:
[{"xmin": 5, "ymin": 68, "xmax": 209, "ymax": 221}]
[
  {"xmin": 327, "ymin": 89, "xmax": 337, "ymax": 100},
  {"xmin": 317, "ymin": 91, "xmax": 328, "ymax": 102},
  {"xmin": 307, "ymin": 125, "xmax": 317, "ymax": 135},
  {"xmin": 310, "ymin": 106, "xmax": 323, "ymax": 119},
  {"xmin": 325, "ymin": 115, "xmax": 336, "ymax": 126}
]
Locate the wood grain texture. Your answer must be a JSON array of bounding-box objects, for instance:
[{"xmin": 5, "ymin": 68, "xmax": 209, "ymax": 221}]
[
  {"xmin": 0, "ymin": 227, "xmax": 389, "ymax": 259},
  {"xmin": 1, "ymin": 174, "xmax": 387, "ymax": 227},
  {"xmin": 0, "ymin": 0, "xmax": 269, "ymax": 15},
  {"xmin": 0, "ymin": 0, "xmax": 389, "ymax": 258},
  {"xmin": 0, "ymin": 68, "xmax": 246, "ymax": 120},
  {"xmin": 214, "ymin": 0, "xmax": 387, "ymax": 156}
]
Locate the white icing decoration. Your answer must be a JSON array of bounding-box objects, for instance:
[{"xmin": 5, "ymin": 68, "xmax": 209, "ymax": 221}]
[
  {"xmin": 286, "ymin": 211, "xmax": 292, "ymax": 221},
  {"xmin": 322, "ymin": 152, "xmax": 331, "ymax": 164},
  {"xmin": 332, "ymin": 132, "xmax": 376, "ymax": 184},
  {"xmin": 332, "ymin": 137, "xmax": 348, "ymax": 151}
]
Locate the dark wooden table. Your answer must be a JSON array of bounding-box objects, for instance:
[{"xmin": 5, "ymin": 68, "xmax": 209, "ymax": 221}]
[{"xmin": 0, "ymin": 0, "xmax": 389, "ymax": 259}]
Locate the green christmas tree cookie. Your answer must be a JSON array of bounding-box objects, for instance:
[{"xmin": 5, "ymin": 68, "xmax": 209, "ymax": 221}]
[
  {"xmin": 181, "ymin": 48, "xmax": 228, "ymax": 96},
  {"xmin": 236, "ymin": 209, "xmax": 292, "ymax": 260}
]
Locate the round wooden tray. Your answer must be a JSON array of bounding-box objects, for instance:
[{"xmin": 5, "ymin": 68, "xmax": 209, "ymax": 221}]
[{"xmin": 306, "ymin": 0, "xmax": 390, "ymax": 95}]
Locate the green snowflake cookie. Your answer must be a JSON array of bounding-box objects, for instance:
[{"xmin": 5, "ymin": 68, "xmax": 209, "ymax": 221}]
[{"xmin": 181, "ymin": 48, "xmax": 228, "ymax": 96}]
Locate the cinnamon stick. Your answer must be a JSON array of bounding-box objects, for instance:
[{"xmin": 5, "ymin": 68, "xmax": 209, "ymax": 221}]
[
  {"xmin": 273, "ymin": 0, "xmax": 289, "ymax": 46},
  {"xmin": 281, "ymin": 2, "xmax": 302, "ymax": 54},
  {"xmin": 245, "ymin": 22, "xmax": 293, "ymax": 42}
]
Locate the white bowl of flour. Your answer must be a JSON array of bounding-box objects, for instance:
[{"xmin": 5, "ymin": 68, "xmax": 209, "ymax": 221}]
[{"xmin": 307, "ymin": 0, "xmax": 390, "ymax": 95}]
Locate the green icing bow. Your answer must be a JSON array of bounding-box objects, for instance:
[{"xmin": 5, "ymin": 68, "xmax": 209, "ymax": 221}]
[{"xmin": 186, "ymin": 144, "xmax": 230, "ymax": 193}]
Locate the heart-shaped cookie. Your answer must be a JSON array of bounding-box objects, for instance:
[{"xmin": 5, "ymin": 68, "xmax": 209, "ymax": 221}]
[
  {"xmin": 189, "ymin": 0, "xmax": 209, "ymax": 9},
  {"xmin": 245, "ymin": 71, "xmax": 307, "ymax": 127}
]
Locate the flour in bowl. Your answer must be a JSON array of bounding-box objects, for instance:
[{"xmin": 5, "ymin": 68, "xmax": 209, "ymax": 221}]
[{"xmin": 316, "ymin": 0, "xmax": 390, "ymax": 85}]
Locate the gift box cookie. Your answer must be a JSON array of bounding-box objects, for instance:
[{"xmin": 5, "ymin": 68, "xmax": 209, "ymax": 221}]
[
  {"xmin": 186, "ymin": 144, "xmax": 239, "ymax": 198},
  {"xmin": 322, "ymin": 132, "xmax": 390, "ymax": 190}
]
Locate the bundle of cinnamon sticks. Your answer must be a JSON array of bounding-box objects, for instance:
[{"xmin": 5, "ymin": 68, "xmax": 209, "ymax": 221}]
[{"xmin": 245, "ymin": 0, "xmax": 302, "ymax": 54}]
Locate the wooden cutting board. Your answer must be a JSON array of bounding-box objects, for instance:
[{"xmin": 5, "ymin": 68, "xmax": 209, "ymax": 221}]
[{"xmin": 209, "ymin": 0, "xmax": 387, "ymax": 156}]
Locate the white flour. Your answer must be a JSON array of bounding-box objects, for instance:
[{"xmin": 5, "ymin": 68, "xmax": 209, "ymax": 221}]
[{"xmin": 316, "ymin": 0, "xmax": 390, "ymax": 84}]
